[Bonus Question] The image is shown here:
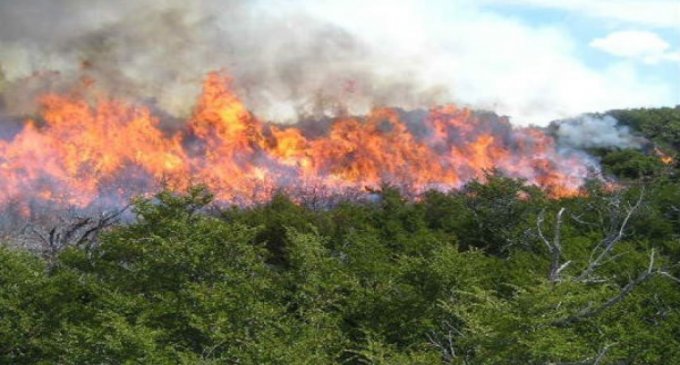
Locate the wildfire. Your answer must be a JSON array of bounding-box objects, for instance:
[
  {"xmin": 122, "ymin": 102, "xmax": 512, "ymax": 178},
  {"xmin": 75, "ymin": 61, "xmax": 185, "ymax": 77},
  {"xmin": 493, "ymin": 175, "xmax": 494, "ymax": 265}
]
[
  {"xmin": 655, "ymin": 147, "xmax": 674, "ymax": 165},
  {"xmin": 0, "ymin": 72, "xmax": 594, "ymax": 215}
]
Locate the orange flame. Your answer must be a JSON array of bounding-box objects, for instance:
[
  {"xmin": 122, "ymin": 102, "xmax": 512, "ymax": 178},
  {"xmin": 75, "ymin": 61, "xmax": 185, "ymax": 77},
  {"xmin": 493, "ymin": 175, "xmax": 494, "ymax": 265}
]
[
  {"xmin": 654, "ymin": 147, "xmax": 674, "ymax": 165},
  {"xmin": 0, "ymin": 72, "xmax": 595, "ymax": 214}
]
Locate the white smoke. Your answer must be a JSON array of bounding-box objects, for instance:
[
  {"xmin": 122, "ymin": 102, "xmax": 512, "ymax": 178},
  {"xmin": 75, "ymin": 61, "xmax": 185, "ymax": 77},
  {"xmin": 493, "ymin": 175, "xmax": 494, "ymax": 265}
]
[
  {"xmin": 0, "ymin": 0, "xmax": 448, "ymax": 122},
  {"xmin": 0, "ymin": 0, "xmax": 673, "ymax": 126},
  {"xmin": 555, "ymin": 115, "xmax": 643, "ymax": 149}
]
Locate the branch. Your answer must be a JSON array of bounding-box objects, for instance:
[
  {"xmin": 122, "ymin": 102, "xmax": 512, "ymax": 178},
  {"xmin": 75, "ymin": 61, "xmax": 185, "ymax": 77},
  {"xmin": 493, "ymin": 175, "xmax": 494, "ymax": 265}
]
[
  {"xmin": 658, "ymin": 271, "xmax": 680, "ymax": 284},
  {"xmin": 551, "ymin": 343, "xmax": 615, "ymax": 365},
  {"xmin": 25, "ymin": 205, "xmax": 129, "ymax": 261},
  {"xmin": 427, "ymin": 321, "xmax": 462, "ymax": 364},
  {"xmin": 557, "ymin": 250, "xmax": 661, "ymax": 326},
  {"xmin": 593, "ymin": 343, "xmax": 615, "ymax": 365},
  {"xmin": 538, "ymin": 207, "xmax": 568, "ymax": 283},
  {"xmin": 75, "ymin": 206, "xmax": 129, "ymax": 249},
  {"xmin": 577, "ymin": 189, "xmax": 644, "ymax": 282}
]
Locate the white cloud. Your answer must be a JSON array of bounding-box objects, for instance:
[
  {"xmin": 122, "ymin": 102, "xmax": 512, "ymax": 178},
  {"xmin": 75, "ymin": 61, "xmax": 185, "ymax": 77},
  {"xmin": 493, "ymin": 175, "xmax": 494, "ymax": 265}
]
[
  {"xmin": 287, "ymin": 0, "xmax": 676, "ymax": 125},
  {"xmin": 590, "ymin": 30, "xmax": 679, "ymax": 63},
  {"xmin": 3, "ymin": 0, "xmax": 675, "ymax": 126},
  {"xmin": 478, "ymin": 0, "xmax": 680, "ymax": 30}
]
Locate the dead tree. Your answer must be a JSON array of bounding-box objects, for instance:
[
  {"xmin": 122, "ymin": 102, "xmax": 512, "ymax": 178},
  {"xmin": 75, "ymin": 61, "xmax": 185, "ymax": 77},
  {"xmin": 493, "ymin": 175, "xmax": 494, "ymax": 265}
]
[
  {"xmin": 426, "ymin": 320, "xmax": 479, "ymax": 365},
  {"xmin": 550, "ymin": 343, "xmax": 616, "ymax": 365},
  {"xmin": 537, "ymin": 189, "xmax": 646, "ymax": 284},
  {"xmin": 556, "ymin": 249, "xmax": 680, "ymax": 327},
  {"xmin": 576, "ymin": 189, "xmax": 645, "ymax": 282},
  {"xmin": 537, "ymin": 188, "xmax": 680, "ymax": 327},
  {"xmin": 25, "ymin": 206, "xmax": 129, "ymax": 264},
  {"xmin": 537, "ymin": 207, "xmax": 570, "ymax": 283}
]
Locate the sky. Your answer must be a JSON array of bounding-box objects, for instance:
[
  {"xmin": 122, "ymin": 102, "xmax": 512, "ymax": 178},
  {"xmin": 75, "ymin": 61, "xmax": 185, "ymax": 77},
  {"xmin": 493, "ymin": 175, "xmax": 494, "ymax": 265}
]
[
  {"xmin": 278, "ymin": 0, "xmax": 680, "ymax": 125},
  {"xmin": 0, "ymin": 0, "xmax": 678, "ymax": 126}
]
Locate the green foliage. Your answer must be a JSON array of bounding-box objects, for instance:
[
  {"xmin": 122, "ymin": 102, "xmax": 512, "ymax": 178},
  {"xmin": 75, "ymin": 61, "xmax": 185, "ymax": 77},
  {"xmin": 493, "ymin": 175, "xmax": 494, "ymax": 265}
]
[
  {"xmin": 609, "ymin": 107, "xmax": 680, "ymax": 149},
  {"xmin": 1, "ymin": 168, "xmax": 680, "ymax": 363},
  {"xmin": 455, "ymin": 171, "xmax": 545, "ymax": 255},
  {"xmin": 578, "ymin": 107, "xmax": 680, "ymax": 181},
  {"xmin": 601, "ymin": 149, "xmax": 665, "ymax": 179}
]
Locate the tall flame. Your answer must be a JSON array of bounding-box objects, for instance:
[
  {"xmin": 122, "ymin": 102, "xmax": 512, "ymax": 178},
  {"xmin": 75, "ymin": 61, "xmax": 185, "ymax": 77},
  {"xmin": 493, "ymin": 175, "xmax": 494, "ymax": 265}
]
[{"xmin": 0, "ymin": 72, "xmax": 594, "ymax": 215}]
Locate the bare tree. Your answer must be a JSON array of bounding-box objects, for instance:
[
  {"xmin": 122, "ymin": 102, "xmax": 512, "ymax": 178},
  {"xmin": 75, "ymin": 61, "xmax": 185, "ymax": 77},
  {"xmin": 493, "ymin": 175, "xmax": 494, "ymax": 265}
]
[
  {"xmin": 537, "ymin": 189, "xmax": 646, "ymax": 284},
  {"xmin": 576, "ymin": 189, "xmax": 645, "ymax": 282},
  {"xmin": 426, "ymin": 320, "xmax": 476, "ymax": 365},
  {"xmin": 24, "ymin": 206, "xmax": 129, "ymax": 265},
  {"xmin": 550, "ymin": 343, "xmax": 616, "ymax": 365},
  {"xmin": 554, "ymin": 249, "xmax": 678, "ymax": 326},
  {"xmin": 536, "ymin": 188, "xmax": 680, "ymax": 328},
  {"xmin": 537, "ymin": 207, "xmax": 570, "ymax": 283}
]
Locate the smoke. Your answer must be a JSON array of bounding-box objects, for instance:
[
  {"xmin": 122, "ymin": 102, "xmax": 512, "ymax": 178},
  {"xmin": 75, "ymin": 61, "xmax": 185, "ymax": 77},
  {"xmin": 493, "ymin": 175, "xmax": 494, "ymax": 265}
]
[
  {"xmin": 0, "ymin": 0, "xmax": 448, "ymax": 122},
  {"xmin": 553, "ymin": 115, "xmax": 643, "ymax": 149}
]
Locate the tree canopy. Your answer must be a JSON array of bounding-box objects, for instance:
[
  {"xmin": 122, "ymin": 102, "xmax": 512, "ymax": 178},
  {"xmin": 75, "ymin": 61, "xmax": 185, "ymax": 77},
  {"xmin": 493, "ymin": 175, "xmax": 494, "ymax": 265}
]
[{"xmin": 1, "ymin": 107, "xmax": 679, "ymax": 364}]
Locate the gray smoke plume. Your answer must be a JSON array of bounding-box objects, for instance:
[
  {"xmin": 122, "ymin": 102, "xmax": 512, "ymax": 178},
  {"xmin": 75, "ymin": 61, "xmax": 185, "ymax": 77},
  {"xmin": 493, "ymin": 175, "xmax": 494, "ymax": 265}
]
[
  {"xmin": 0, "ymin": 0, "xmax": 448, "ymax": 122},
  {"xmin": 554, "ymin": 115, "xmax": 643, "ymax": 149}
]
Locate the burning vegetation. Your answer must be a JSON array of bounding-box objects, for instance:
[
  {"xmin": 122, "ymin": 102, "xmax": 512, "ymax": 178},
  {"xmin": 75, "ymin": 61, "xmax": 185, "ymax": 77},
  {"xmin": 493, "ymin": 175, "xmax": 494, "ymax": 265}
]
[
  {"xmin": 0, "ymin": 2, "xmax": 680, "ymax": 364},
  {"xmin": 0, "ymin": 72, "xmax": 599, "ymax": 217}
]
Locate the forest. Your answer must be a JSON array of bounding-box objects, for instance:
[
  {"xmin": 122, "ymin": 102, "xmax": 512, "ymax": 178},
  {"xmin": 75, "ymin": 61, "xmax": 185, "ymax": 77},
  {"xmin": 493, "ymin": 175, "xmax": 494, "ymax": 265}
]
[{"xmin": 1, "ymin": 107, "xmax": 679, "ymax": 364}]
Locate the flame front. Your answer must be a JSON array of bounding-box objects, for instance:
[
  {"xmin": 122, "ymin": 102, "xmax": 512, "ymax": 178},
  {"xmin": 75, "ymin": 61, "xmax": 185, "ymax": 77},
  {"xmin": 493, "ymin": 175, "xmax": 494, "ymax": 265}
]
[{"xmin": 0, "ymin": 72, "xmax": 594, "ymax": 214}]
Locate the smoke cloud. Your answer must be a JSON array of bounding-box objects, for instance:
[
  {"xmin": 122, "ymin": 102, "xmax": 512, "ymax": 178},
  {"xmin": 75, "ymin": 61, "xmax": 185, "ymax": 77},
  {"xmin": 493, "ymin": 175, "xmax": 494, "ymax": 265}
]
[
  {"xmin": 553, "ymin": 115, "xmax": 643, "ymax": 149},
  {"xmin": 0, "ymin": 0, "xmax": 448, "ymax": 122}
]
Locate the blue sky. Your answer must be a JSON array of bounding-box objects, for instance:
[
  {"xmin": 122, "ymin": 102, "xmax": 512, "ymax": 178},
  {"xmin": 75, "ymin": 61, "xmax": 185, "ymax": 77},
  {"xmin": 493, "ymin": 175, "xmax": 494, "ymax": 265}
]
[
  {"xmin": 479, "ymin": 1, "xmax": 680, "ymax": 79},
  {"xmin": 286, "ymin": 0, "xmax": 680, "ymax": 125},
  {"xmin": 1, "ymin": 0, "xmax": 677, "ymax": 126}
]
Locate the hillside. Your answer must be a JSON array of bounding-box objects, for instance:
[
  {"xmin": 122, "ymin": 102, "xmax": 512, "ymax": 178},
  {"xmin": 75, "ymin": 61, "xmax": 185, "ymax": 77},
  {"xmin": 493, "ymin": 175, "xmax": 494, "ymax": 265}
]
[{"xmin": 1, "ymin": 108, "xmax": 679, "ymax": 364}]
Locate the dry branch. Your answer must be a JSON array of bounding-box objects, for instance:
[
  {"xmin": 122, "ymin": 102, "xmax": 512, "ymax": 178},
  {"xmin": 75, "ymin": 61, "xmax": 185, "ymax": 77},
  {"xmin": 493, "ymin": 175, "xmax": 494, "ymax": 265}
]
[
  {"xmin": 26, "ymin": 205, "xmax": 129, "ymax": 263},
  {"xmin": 538, "ymin": 207, "xmax": 570, "ymax": 283},
  {"xmin": 577, "ymin": 189, "xmax": 644, "ymax": 282}
]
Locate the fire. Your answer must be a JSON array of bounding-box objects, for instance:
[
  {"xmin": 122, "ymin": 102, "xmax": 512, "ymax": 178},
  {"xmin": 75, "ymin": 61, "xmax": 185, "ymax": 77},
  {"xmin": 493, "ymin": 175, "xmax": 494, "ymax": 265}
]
[
  {"xmin": 0, "ymin": 71, "xmax": 594, "ymax": 214},
  {"xmin": 655, "ymin": 147, "xmax": 674, "ymax": 165}
]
